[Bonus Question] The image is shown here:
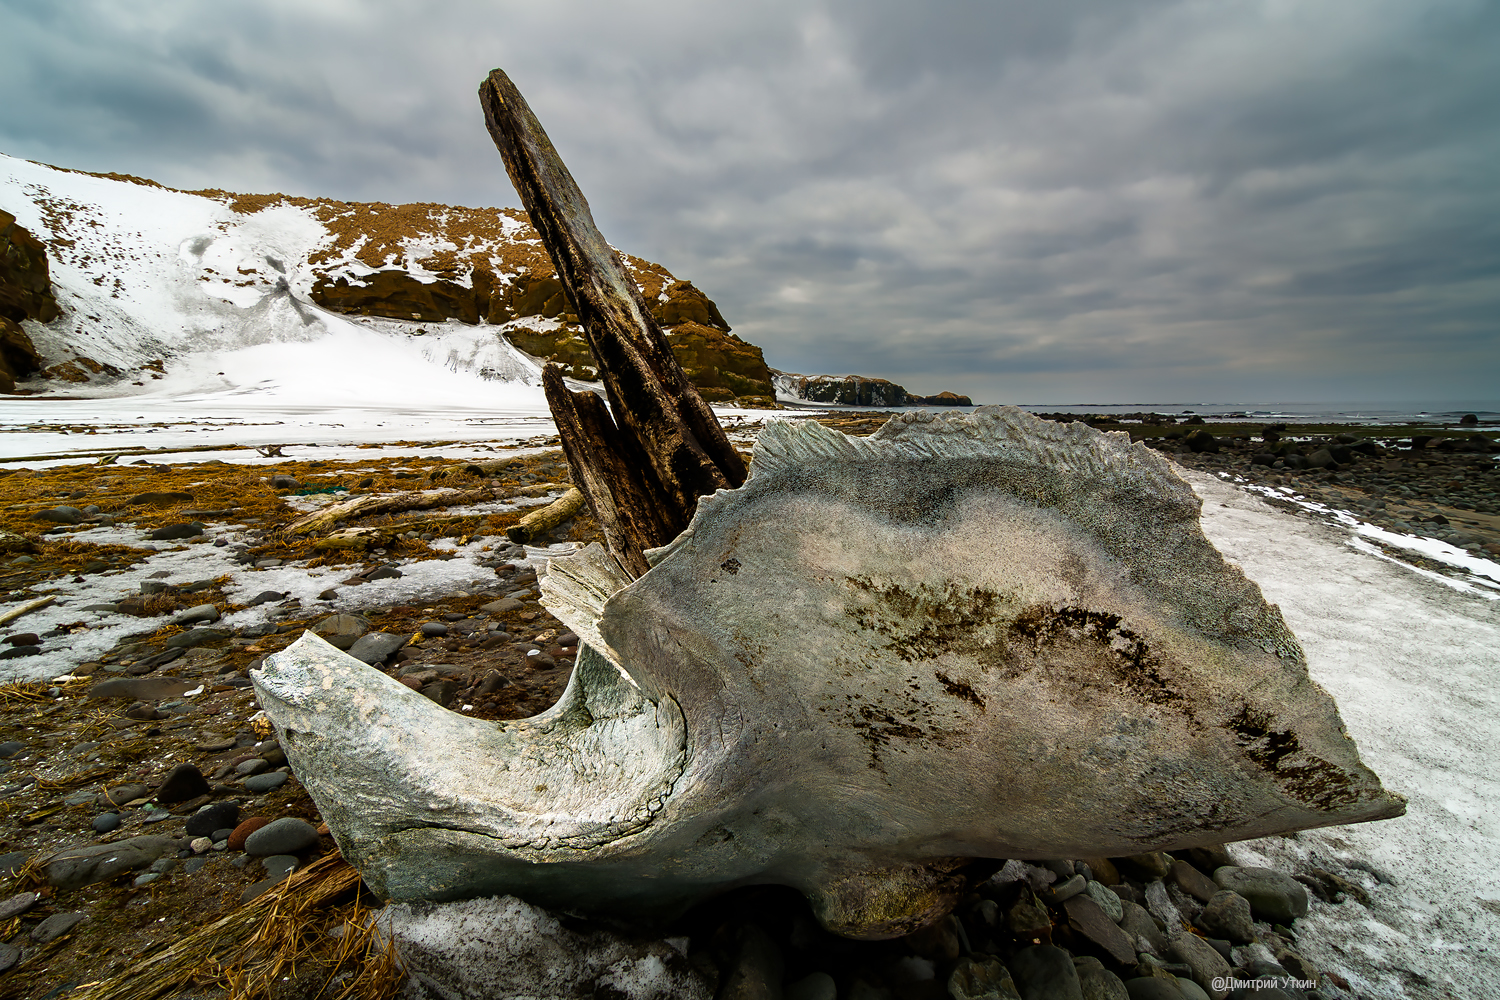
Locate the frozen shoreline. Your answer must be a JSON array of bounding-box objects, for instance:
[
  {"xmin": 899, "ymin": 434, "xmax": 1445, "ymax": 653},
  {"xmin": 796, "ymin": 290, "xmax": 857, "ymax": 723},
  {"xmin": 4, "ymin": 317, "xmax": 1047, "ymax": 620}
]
[{"xmin": 1189, "ymin": 470, "xmax": 1500, "ymax": 998}]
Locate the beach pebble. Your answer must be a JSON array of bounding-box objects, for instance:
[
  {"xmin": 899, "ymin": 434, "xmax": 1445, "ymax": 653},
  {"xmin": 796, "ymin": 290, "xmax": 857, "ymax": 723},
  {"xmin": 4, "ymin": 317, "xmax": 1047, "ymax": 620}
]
[
  {"xmin": 155, "ymin": 762, "xmax": 211, "ymax": 803},
  {"xmin": 1167, "ymin": 930, "xmax": 1231, "ymax": 997},
  {"xmin": 1170, "ymin": 860, "xmax": 1220, "ymax": 903},
  {"xmin": 134, "ymin": 872, "xmax": 161, "ymax": 887},
  {"xmin": 0, "ymin": 891, "xmax": 37, "ymax": 920},
  {"xmin": 227, "ymin": 816, "xmax": 273, "ymax": 851},
  {"xmin": 1072, "ymin": 957, "xmax": 1127, "ymax": 1000},
  {"xmin": 787, "ymin": 972, "xmax": 837, "ymax": 1000},
  {"xmin": 1008, "ymin": 945, "xmax": 1081, "ymax": 998},
  {"xmin": 92, "ymin": 812, "xmax": 121, "ymax": 833},
  {"xmin": 97, "ymin": 783, "xmax": 149, "ymax": 808},
  {"xmin": 31, "ymin": 911, "xmax": 86, "ymax": 943},
  {"xmin": 261, "ymin": 854, "xmax": 299, "ymax": 880},
  {"xmin": 347, "ymin": 631, "xmax": 408, "ymax": 664},
  {"xmin": 173, "ymin": 603, "xmax": 220, "ymax": 625},
  {"xmin": 947, "ymin": 957, "xmax": 1017, "ymax": 1000},
  {"xmin": 190, "ymin": 837, "xmax": 215, "ymax": 853},
  {"xmin": 165, "ymin": 627, "xmax": 231, "ymax": 649},
  {"xmin": 244, "ymin": 771, "xmax": 290, "ymax": 794},
  {"xmin": 0, "ymin": 942, "xmax": 17, "ymax": 974},
  {"xmin": 33, "ymin": 506, "xmax": 84, "ymax": 524},
  {"xmin": 1063, "ymin": 895, "xmax": 1135, "ymax": 966},
  {"xmin": 236, "ymin": 758, "xmax": 269, "ymax": 775},
  {"xmin": 1119, "ymin": 900, "xmax": 1168, "ymax": 955},
  {"xmin": 1051, "ymin": 873, "xmax": 1087, "ymax": 902},
  {"xmin": 185, "ymin": 800, "xmax": 241, "ymax": 837},
  {"xmin": 0, "ymin": 741, "xmax": 22, "ymax": 758},
  {"xmin": 419, "ymin": 621, "xmax": 449, "ymax": 637},
  {"xmin": 1197, "ymin": 890, "xmax": 1256, "ymax": 943},
  {"xmin": 720, "ymin": 924, "xmax": 782, "ymax": 1000},
  {"xmin": 243, "ymin": 816, "xmax": 320, "ymax": 856}
]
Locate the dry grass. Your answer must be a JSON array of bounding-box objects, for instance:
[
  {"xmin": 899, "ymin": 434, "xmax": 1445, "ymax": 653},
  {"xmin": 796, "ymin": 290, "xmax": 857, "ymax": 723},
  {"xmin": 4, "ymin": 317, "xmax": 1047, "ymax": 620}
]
[{"xmin": 76, "ymin": 853, "xmax": 404, "ymax": 1000}]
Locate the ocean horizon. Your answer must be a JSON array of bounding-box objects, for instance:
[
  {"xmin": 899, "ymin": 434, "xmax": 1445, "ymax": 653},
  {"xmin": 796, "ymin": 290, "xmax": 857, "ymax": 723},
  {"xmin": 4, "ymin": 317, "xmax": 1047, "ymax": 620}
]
[{"xmin": 783, "ymin": 398, "xmax": 1500, "ymax": 426}]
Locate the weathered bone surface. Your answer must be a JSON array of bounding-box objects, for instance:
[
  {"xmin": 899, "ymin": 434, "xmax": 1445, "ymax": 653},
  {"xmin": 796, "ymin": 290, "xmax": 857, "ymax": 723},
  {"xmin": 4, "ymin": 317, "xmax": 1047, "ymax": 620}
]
[{"xmin": 253, "ymin": 406, "xmax": 1403, "ymax": 938}]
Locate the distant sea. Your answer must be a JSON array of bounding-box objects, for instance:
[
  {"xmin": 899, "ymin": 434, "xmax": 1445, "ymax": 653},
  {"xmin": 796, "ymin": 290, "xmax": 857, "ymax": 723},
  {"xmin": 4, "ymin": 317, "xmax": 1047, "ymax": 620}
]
[{"xmin": 784, "ymin": 400, "xmax": 1500, "ymax": 427}]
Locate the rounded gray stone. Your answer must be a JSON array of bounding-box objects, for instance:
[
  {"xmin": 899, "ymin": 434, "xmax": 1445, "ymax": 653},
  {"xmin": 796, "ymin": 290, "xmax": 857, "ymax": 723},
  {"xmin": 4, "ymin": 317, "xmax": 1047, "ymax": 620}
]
[
  {"xmin": 173, "ymin": 603, "xmax": 221, "ymax": 625},
  {"xmin": 346, "ymin": 631, "xmax": 409, "ymax": 665},
  {"xmin": 1197, "ymin": 890, "xmax": 1256, "ymax": 943},
  {"xmin": 243, "ymin": 816, "xmax": 319, "ymax": 856},
  {"xmin": 0, "ymin": 891, "xmax": 37, "ymax": 920},
  {"xmin": 31, "ymin": 911, "xmax": 86, "ymax": 943},
  {"xmin": 92, "ymin": 812, "xmax": 121, "ymax": 833},
  {"xmin": 1009, "ymin": 945, "xmax": 1083, "ymax": 1000},
  {"xmin": 243, "ymin": 771, "xmax": 290, "ymax": 794},
  {"xmin": 1212, "ymin": 866, "xmax": 1309, "ymax": 923}
]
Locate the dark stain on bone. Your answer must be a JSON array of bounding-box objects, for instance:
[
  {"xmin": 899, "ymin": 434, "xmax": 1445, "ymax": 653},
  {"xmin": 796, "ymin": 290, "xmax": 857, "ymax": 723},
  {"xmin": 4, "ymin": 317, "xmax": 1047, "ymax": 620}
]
[
  {"xmin": 1009, "ymin": 605, "xmax": 1183, "ymax": 709},
  {"xmin": 845, "ymin": 576, "xmax": 1006, "ymax": 662},
  {"xmin": 1229, "ymin": 704, "xmax": 1358, "ymax": 809},
  {"xmin": 720, "ymin": 557, "xmax": 741, "ymax": 575},
  {"xmin": 935, "ymin": 671, "xmax": 985, "ymax": 710}
]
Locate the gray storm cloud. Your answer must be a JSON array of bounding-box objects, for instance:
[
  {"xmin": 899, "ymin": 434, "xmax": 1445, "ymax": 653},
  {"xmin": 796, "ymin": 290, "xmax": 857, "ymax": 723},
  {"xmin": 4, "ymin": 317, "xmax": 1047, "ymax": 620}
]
[{"xmin": 1, "ymin": 0, "xmax": 1496, "ymax": 403}]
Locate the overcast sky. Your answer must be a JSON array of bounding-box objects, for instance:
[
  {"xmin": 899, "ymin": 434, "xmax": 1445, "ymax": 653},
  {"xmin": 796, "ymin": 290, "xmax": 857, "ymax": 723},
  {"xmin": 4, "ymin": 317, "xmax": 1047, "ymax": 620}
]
[{"xmin": 2, "ymin": 0, "xmax": 1496, "ymax": 405}]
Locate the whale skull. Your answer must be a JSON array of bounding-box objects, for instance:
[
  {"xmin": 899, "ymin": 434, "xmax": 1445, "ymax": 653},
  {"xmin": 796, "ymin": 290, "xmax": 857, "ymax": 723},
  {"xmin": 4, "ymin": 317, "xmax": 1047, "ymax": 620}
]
[{"xmin": 252, "ymin": 406, "xmax": 1402, "ymax": 937}]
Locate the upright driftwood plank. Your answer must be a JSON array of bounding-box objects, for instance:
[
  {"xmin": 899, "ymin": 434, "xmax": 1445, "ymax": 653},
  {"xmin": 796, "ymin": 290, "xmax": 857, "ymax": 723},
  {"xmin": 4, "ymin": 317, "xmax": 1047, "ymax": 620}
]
[
  {"xmin": 480, "ymin": 69, "xmax": 745, "ymax": 569},
  {"xmin": 542, "ymin": 366, "xmax": 671, "ymax": 577}
]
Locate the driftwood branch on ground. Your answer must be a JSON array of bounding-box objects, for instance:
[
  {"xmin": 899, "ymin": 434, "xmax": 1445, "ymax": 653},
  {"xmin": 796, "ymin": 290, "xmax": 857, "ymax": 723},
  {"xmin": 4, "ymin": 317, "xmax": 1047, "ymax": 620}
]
[
  {"xmin": 283, "ymin": 487, "xmax": 498, "ymax": 536},
  {"xmin": 480, "ymin": 69, "xmax": 745, "ymax": 577},
  {"xmin": 506, "ymin": 486, "xmax": 585, "ymax": 544}
]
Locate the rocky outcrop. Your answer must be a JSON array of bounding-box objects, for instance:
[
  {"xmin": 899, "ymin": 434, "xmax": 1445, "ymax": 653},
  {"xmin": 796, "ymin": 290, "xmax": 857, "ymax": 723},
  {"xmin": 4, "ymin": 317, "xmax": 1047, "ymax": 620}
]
[
  {"xmin": 909, "ymin": 390, "xmax": 973, "ymax": 406},
  {"xmin": 489, "ymin": 278, "xmax": 775, "ymax": 404},
  {"xmin": 773, "ymin": 372, "xmax": 909, "ymax": 407},
  {"xmin": 0, "ymin": 210, "xmax": 55, "ymax": 392},
  {"xmin": 773, "ymin": 371, "xmax": 973, "ymax": 408},
  {"xmin": 661, "ymin": 322, "xmax": 774, "ymax": 404},
  {"xmin": 311, "ymin": 271, "xmax": 489, "ymax": 325}
]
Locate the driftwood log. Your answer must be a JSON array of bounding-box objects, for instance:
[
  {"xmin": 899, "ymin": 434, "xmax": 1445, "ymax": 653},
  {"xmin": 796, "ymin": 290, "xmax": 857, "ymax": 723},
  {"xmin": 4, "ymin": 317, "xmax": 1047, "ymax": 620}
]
[
  {"xmin": 506, "ymin": 487, "xmax": 586, "ymax": 544},
  {"xmin": 480, "ymin": 69, "xmax": 745, "ymax": 577},
  {"xmin": 283, "ymin": 487, "xmax": 498, "ymax": 537}
]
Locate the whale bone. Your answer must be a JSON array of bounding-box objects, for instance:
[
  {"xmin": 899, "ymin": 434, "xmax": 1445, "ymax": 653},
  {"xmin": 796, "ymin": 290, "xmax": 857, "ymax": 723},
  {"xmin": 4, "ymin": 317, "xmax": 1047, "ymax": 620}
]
[{"xmin": 252, "ymin": 406, "xmax": 1403, "ymax": 938}]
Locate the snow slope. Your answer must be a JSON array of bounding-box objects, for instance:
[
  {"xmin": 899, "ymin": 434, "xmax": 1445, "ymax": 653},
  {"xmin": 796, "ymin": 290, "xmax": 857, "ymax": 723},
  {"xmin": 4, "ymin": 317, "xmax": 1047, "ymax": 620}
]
[{"xmin": 0, "ymin": 152, "xmax": 583, "ymax": 403}]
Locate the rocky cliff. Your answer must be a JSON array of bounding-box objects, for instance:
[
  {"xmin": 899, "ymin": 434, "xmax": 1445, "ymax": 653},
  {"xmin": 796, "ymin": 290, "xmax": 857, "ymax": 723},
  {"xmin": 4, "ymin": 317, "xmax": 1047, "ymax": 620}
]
[{"xmin": 0, "ymin": 209, "xmax": 53, "ymax": 392}]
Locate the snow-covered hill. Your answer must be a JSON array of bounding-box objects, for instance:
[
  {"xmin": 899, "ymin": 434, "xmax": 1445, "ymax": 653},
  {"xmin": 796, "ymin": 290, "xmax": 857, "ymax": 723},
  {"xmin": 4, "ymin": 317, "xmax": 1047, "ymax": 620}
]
[{"xmin": 0, "ymin": 152, "xmax": 767, "ymax": 407}]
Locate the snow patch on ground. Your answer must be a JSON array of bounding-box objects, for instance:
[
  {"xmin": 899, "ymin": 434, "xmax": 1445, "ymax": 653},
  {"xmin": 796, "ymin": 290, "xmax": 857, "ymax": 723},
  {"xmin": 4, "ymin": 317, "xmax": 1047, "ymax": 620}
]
[{"xmin": 1189, "ymin": 470, "xmax": 1500, "ymax": 999}]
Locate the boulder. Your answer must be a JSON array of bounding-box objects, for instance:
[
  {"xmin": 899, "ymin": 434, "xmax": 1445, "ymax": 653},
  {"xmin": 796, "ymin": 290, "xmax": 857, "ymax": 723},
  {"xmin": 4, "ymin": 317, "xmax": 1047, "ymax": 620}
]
[{"xmin": 1211, "ymin": 867, "xmax": 1309, "ymax": 924}]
